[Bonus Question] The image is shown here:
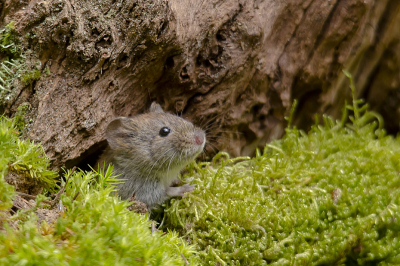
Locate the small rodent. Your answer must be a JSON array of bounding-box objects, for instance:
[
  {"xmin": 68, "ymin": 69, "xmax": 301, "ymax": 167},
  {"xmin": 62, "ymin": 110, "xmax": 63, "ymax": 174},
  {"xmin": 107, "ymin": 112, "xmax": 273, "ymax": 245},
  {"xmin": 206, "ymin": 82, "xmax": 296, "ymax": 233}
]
[{"xmin": 98, "ymin": 102, "xmax": 206, "ymax": 210}]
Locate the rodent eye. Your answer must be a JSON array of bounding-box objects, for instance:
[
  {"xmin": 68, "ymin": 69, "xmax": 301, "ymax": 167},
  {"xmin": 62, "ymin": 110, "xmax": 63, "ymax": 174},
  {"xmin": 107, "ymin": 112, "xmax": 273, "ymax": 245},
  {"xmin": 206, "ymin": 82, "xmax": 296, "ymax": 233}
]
[{"xmin": 159, "ymin": 127, "xmax": 171, "ymax": 137}]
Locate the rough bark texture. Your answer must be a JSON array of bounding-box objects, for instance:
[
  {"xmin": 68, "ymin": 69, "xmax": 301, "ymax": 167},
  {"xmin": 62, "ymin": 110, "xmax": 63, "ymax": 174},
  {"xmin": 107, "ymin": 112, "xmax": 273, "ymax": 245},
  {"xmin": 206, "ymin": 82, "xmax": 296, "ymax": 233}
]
[{"xmin": 1, "ymin": 0, "xmax": 400, "ymax": 169}]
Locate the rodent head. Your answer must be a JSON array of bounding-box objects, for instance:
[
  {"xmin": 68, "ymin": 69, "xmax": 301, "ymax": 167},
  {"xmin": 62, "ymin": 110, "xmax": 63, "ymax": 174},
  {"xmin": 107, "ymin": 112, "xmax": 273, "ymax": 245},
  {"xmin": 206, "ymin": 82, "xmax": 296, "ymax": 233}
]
[{"xmin": 105, "ymin": 102, "xmax": 206, "ymax": 176}]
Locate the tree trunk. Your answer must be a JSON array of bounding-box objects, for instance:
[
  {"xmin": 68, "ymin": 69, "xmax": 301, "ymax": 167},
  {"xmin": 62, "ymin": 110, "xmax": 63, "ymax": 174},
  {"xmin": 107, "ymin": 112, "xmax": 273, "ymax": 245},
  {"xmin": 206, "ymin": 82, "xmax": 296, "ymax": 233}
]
[{"xmin": 1, "ymin": 0, "xmax": 400, "ymax": 169}]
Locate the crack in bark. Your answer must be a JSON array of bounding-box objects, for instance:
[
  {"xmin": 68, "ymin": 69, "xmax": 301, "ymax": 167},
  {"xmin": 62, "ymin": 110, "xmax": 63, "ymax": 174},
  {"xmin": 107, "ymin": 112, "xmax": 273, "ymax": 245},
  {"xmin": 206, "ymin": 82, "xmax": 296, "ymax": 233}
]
[
  {"xmin": 373, "ymin": 0, "xmax": 400, "ymax": 45},
  {"xmin": 304, "ymin": 0, "xmax": 341, "ymax": 68},
  {"xmin": 275, "ymin": 0, "xmax": 315, "ymax": 91}
]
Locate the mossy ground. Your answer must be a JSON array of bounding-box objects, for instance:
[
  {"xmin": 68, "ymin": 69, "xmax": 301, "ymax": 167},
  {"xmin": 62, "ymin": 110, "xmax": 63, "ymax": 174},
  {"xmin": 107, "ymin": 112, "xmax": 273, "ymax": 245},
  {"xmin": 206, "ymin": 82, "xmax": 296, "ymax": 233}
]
[
  {"xmin": 162, "ymin": 84, "xmax": 400, "ymax": 265},
  {"xmin": 0, "ymin": 117, "xmax": 57, "ymax": 191}
]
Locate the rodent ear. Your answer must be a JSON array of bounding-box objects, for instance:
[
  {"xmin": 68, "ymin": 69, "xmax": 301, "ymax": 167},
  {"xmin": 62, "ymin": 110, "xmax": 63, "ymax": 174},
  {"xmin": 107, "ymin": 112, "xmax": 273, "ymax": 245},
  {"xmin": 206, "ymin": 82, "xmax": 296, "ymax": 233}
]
[
  {"xmin": 149, "ymin": 102, "xmax": 164, "ymax": 113},
  {"xmin": 105, "ymin": 118, "xmax": 134, "ymax": 149}
]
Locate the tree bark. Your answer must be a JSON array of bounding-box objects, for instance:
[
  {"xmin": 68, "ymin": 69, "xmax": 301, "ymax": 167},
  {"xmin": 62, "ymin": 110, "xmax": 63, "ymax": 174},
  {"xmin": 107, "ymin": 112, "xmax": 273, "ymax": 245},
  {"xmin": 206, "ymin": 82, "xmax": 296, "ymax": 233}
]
[{"xmin": 1, "ymin": 0, "xmax": 400, "ymax": 169}]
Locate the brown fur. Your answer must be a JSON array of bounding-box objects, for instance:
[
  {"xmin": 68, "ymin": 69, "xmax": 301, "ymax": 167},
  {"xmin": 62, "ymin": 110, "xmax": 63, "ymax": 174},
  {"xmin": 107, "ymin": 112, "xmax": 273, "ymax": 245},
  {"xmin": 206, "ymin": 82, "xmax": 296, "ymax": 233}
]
[{"xmin": 98, "ymin": 102, "xmax": 205, "ymax": 209}]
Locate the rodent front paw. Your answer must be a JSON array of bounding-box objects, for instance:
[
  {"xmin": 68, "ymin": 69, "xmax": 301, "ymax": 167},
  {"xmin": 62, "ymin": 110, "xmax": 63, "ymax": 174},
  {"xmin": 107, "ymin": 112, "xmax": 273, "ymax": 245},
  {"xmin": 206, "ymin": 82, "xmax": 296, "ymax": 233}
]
[
  {"xmin": 180, "ymin": 184, "xmax": 195, "ymax": 196},
  {"xmin": 166, "ymin": 184, "xmax": 195, "ymax": 198}
]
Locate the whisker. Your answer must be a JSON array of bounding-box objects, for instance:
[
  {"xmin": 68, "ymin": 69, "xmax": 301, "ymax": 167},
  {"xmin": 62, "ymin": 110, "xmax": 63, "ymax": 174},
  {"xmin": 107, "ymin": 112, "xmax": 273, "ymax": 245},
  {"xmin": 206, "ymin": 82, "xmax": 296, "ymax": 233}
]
[
  {"xmin": 204, "ymin": 120, "xmax": 225, "ymax": 131},
  {"xmin": 179, "ymin": 150, "xmax": 184, "ymax": 166},
  {"xmin": 199, "ymin": 149, "xmax": 211, "ymax": 160},
  {"xmin": 121, "ymin": 156, "xmax": 147, "ymax": 175},
  {"xmin": 154, "ymin": 151, "xmax": 175, "ymax": 173},
  {"xmin": 167, "ymin": 151, "xmax": 177, "ymax": 179},
  {"xmin": 207, "ymin": 130, "xmax": 243, "ymax": 135},
  {"xmin": 206, "ymin": 135, "xmax": 236, "ymax": 142},
  {"xmin": 144, "ymin": 147, "xmax": 175, "ymax": 181},
  {"xmin": 199, "ymin": 111, "xmax": 230, "ymax": 129},
  {"xmin": 205, "ymin": 142, "xmax": 219, "ymax": 154}
]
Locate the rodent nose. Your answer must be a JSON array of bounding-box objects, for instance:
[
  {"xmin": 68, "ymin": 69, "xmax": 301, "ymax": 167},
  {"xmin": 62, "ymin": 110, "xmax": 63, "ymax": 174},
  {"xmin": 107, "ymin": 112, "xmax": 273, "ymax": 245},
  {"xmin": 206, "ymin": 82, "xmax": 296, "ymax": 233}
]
[{"xmin": 195, "ymin": 133, "xmax": 205, "ymax": 145}]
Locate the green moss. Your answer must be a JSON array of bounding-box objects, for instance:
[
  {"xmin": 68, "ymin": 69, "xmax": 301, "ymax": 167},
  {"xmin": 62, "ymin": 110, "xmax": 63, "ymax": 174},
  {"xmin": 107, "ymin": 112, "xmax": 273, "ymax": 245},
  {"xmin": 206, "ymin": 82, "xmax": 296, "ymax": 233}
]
[
  {"xmin": 0, "ymin": 118, "xmax": 16, "ymax": 213},
  {"xmin": 0, "ymin": 21, "xmax": 19, "ymax": 56},
  {"xmin": 0, "ymin": 167, "xmax": 196, "ymax": 265},
  {"xmin": 0, "ymin": 22, "xmax": 24, "ymax": 93},
  {"xmin": 0, "ymin": 179, "xmax": 14, "ymax": 215},
  {"xmin": 13, "ymin": 102, "xmax": 30, "ymax": 132},
  {"xmin": 0, "ymin": 22, "xmax": 47, "ymax": 94},
  {"xmin": 21, "ymin": 69, "xmax": 41, "ymax": 85},
  {"xmin": 163, "ymin": 75, "xmax": 400, "ymax": 265},
  {"xmin": 43, "ymin": 66, "xmax": 51, "ymax": 76},
  {"xmin": 0, "ymin": 117, "xmax": 57, "ymax": 191}
]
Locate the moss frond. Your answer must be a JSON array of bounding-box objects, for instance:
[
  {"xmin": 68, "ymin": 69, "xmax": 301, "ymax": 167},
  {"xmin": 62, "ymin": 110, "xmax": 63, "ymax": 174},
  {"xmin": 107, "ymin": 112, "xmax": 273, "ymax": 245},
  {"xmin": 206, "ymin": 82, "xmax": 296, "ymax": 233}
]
[
  {"xmin": 0, "ymin": 22, "xmax": 46, "ymax": 95},
  {"xmin": 0, "ymin": 117, "xmax": 57, "ymax": 191}
]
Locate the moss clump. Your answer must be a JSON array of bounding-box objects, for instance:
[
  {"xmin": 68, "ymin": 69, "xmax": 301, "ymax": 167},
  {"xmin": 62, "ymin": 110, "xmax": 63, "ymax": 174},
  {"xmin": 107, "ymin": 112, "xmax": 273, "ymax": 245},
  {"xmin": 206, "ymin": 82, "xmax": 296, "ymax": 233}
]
[
  {"xmin": 21, "ymin": 68, "xmax": 41, "ymax": 85},
  {"xmin": 13, "ymin": 102, "xmax": 30, "ymax": 132},
  {"xmin": 0, "ymin": 22, "xmax": 47, "ymax": 95},
  {"xmin": 163, "ymin": 78, "xmax": 400, "ymax": 265},
  {"xmin": 0, "ymin": 168, "xmax": 196, "ymax": 265},
  {"xmin": 0, "ymin": 22, "xmax": 23, "ymax": 93},
  {"xmin": 0, "ymin": 21, "xmax": 19, "ymax": 56},
  {"xmin": 0, "ymin": 117, "xmax": 57, "ymax": 191},
  {"xmin": 0, "ymin": 117, "xmax": 15, "ymax": 213}
]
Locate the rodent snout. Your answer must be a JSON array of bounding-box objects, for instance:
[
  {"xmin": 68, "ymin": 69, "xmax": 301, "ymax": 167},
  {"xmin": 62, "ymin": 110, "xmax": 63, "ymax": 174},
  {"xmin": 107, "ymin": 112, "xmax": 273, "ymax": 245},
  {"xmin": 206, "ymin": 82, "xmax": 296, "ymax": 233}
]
[{"xmin": 194, "ymin": 132, "xmax": 205, "ymax": 146}]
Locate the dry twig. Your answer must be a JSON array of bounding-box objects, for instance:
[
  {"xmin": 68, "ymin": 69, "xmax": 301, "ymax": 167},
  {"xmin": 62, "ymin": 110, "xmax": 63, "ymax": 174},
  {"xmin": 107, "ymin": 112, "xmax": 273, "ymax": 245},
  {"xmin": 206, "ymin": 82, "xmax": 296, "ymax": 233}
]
[
  {"xmin": 51, "ymin": 166, "xmax": 76, "ymax": 208},
  {"xmin": 17, "ymin": 192, "xmax": 52, "ymax": 205}
]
